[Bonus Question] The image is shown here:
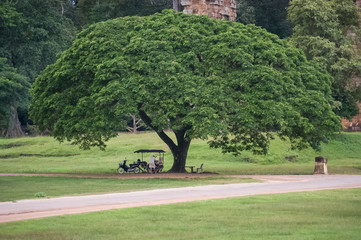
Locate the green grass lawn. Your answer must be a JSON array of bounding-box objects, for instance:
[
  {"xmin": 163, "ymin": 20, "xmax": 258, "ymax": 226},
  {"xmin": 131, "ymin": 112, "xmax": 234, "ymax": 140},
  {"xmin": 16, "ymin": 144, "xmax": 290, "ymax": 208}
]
[
  {"xmin": 0, "ymin": 133, "xmax": 360, "ymax": 238},
  {"xmin": 0, "ymin": 132, "xmax": 360, "ymax": 202},
  {"xmin": 0, "ymin": 176, "xmax": 255, "ymax": 202},
  {"xmin": 0, "ymin": 188, "xmax": 360, "ymax": 240},
  {"xmin": 1, "ymin": 132, "xmax": 361, "ymax": 175}
]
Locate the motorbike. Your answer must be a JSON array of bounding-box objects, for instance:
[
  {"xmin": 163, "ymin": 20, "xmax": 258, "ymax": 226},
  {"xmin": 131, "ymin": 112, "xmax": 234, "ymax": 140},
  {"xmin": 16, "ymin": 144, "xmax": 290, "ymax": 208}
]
[{"xmin": 117, "ymin": 160, "xmax": 141, "ymax": 174}]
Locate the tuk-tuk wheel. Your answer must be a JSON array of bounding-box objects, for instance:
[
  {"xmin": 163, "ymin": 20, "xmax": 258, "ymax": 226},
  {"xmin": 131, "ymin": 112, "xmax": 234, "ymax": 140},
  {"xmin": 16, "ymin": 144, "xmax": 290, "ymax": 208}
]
[{"xmin": 117, "ymin": 168, "xmax": 125, "ymax": 174}]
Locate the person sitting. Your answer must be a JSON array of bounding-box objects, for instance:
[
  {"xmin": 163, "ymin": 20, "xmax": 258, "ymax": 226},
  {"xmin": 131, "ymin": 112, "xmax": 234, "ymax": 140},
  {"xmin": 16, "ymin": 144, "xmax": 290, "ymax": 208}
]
[{"xmin": 157, "ymin": 157, "xmax": 164, "ymax": 172}]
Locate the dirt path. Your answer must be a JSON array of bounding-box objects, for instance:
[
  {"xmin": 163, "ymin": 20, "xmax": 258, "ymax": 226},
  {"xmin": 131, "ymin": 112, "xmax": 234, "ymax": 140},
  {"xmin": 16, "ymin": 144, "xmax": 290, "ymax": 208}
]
[{"xmin": 1, "ymin": 174, "xmax": 360, "ymax": 223}]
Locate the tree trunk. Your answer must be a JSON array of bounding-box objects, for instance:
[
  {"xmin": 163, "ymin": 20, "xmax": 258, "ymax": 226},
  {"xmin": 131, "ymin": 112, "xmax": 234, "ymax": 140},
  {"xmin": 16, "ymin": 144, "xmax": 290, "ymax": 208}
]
[
  {"xmin": 3, "ymin": 106, "xmax": 24, "ymax": 138},
  {"xmin": 168, "ymin": 137, "xmax": 191, "ymax": 172},
  {"xmin": 138, "ymin": 105, "xmax": 191, "ymax": 173}
]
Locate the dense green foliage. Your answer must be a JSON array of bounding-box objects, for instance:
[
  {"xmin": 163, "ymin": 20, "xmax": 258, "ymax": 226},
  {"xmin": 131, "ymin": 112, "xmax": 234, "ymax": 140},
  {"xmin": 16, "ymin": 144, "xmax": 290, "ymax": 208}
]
[
  {"xmin": 0, "ymin": 1, "xmax": 77, "ymax": 82},
  {"xmin": 0, "ymin": 0, "xmax": 319, "ymax": 137},
  {"xmin": 0, "ymin": 58, "xmax": 30, "ymax": 136},
  {"xmin": 31, "ymin": 10, "xmax": 340, "ymax": 171},
  {"xmin": 245, "ymin": 0, "xmax": 293, "ymax": 38},
  {"xmin": 288, "ymin": 0, "xmax": 361, "ymax": 119},
  {"xmin": 0, "ymin": 1, "xmax": 77, "ymax": 135},
  {"xmin": 236, "ymin": 0, "xmax": 256, "ymax": 25},
  {"xmin": 76, "ymin": 0, "xmax": 171, "ymax": 26}
]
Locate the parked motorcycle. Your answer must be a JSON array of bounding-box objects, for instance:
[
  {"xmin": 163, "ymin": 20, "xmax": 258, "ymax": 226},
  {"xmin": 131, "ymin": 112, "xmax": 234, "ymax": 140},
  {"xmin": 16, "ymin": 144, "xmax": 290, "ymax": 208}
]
[{"xmin": 117, "ymin": 160, "xmax": 140, "ymax": 174}]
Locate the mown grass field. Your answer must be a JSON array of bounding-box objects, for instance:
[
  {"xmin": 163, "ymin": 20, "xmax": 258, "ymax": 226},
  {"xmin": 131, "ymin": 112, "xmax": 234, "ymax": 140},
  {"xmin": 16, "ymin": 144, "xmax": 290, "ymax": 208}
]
[
  {"xmin": 0, "ymin": 132, "xmax": 360, "ymax": 239},
  {"xmin": 0, "ymin": 132, "xmax": 360, "ymax": 202},
  {"xmin": 1, "ymin": 131, "xmax": 361, "ymax": 175},
  {"xmin": 0, "ymin": 188, "xmax": 360, "ymax": 240}
]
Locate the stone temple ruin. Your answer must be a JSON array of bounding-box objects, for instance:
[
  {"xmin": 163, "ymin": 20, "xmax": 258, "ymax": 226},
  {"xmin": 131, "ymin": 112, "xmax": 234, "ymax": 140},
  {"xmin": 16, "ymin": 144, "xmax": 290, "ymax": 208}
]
[{"xmin": 178, "ymin": 0, "xmax": 237, "ymax": 22}]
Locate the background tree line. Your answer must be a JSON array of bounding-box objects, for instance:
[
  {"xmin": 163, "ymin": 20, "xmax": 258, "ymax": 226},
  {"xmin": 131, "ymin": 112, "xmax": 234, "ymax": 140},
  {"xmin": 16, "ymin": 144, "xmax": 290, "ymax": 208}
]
[{"xmin": 1, "ymin": 0, "xmax": 360, "ymax": 137}]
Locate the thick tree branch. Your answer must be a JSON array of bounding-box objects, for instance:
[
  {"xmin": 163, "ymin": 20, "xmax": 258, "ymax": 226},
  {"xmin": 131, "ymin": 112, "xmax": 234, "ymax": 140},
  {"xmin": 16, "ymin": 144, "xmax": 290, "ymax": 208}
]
[{"xmin": 137, "ymin": 104, "xmax": 178, "ymax": 151}]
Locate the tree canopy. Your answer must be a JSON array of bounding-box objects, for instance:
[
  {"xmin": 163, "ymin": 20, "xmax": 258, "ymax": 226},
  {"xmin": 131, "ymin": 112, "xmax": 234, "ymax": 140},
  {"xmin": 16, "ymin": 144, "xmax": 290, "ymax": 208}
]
[
  {"xmin": 1, "ymin": 0, "xmax": 291, "ymax": 138},
  {"xmin": 288, "ymin": 0, "xmax": 361, "ymax": 119},
  {"xmin": 30, "ymin": 10, "xmax": 340, "ymax": 172}
]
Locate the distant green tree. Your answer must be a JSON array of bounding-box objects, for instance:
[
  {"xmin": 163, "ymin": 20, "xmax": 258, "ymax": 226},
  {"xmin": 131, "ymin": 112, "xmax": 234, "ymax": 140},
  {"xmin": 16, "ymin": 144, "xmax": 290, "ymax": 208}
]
[
  {"xmin": 236, "ymin": 0, "xmax": 256, "ymax": 24},
  {"xmin": 0, "ymin": 0, "xmax": 77, "ymax": 81},
  {"xmin": 245, "ymin": 0, "xmax": 293, "ymax": 38},
  {"xmin": 0, "ymin": 58, "xmax": 30, "ymax": 137},
  {"xmin": 0, "ymin": 1, "xmax": 77, "ymax": 135},
  {"xmin": 76, "ymin": 0, "xmax": 171, "ymax": 27},
  {"xmin": 30, "ymin": 10, "xmax": 340, "ymax": 172},
  {"xmin": 288, "ymin": 0, "xmax": 361, "ymax": 119}
]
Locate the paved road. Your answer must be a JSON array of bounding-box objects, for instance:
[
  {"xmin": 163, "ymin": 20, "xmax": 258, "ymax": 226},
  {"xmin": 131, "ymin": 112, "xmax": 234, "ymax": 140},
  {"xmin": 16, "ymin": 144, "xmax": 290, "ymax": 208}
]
[{"xmin": 1, "ymin": 175, "xmax": 360, "ymax": 223}]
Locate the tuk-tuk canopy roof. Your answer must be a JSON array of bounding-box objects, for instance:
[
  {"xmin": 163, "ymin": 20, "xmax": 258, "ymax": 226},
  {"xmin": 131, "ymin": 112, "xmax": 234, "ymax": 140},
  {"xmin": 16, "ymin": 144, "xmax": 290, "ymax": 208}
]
[{"xmin": 134, "ymin": 149, "xmax": 166, "ymax": 153}]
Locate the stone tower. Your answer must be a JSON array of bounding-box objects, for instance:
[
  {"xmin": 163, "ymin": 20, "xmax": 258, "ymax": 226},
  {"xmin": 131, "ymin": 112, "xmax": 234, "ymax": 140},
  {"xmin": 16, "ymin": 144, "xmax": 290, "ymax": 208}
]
[{"xmin": 180, "ymin": 0, "xmax": 237, "ymax": 22}]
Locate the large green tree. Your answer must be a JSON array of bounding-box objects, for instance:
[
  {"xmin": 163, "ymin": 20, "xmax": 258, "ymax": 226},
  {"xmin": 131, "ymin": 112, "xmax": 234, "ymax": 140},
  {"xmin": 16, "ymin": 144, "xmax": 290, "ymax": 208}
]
[
  {"xmin": 31, "ymin": 10, "xmax": 340, "ymax": 172},
  {"xmin": 288, "ymin": 0, "xmax": 361, "ymax": 119}
]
